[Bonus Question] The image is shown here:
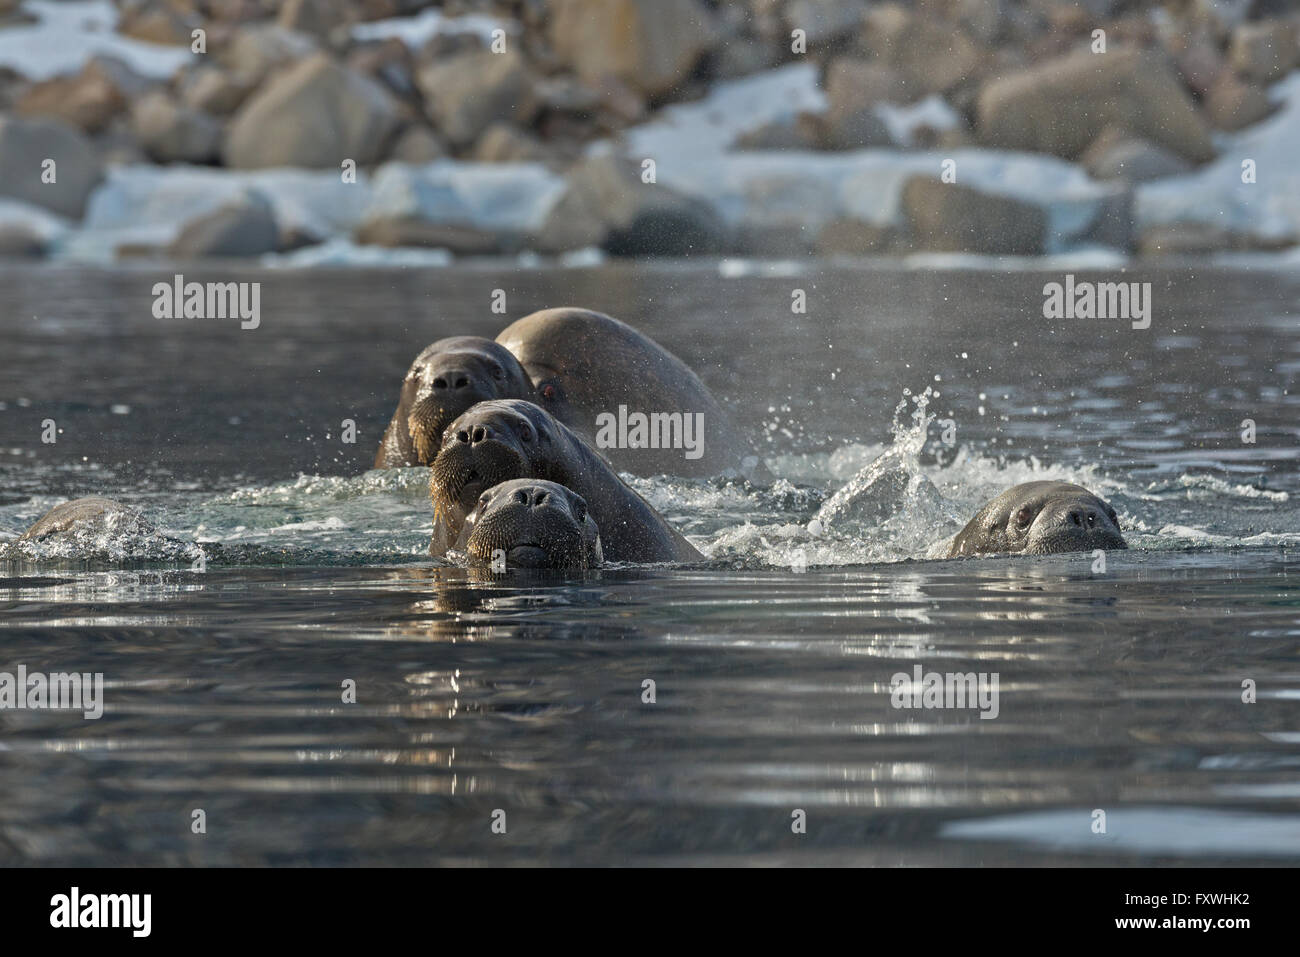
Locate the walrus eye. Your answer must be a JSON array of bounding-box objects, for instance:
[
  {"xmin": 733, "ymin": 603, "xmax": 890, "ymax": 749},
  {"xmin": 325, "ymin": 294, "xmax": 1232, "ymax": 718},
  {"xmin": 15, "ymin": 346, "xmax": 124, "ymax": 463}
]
[
  {"xmin": 520, "ymin": 424, "xmax": 533, "ymax": 442},
  {"xmin": 572, "ymin": 499, "xmax": 587, "ymax": 523},
  {"xmin": 1014, "ymin": 506, "xmax": 1033, "ymax": 529},
  {"xmin": 541, "ymin": 384, "xmax": 557, "ymax": 401},
  {"xmin": 490, "ymin": 364, "xmax": 504, "ymax": 380}
]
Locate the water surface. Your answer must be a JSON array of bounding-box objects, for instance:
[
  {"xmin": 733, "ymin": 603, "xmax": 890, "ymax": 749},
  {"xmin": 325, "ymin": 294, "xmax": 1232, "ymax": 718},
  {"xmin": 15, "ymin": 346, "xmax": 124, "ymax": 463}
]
[{"xmin": 1, "ymin": 260, "xmax": 1297, "ymax": 865}]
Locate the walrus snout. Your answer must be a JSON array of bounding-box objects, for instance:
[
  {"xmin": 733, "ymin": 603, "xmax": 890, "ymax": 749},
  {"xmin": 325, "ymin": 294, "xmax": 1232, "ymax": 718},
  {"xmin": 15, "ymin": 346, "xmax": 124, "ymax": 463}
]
[
  {"xmin": 1024, "ymin": 495, "xmax": 1127, "ymax": 554},
  {"xmin": 947, "ymin": 481, "xmax": 1128, "ymax": 557},
  {"xmin": 464, "ymin": 479, "xmax": 602, "ymax": 570}
]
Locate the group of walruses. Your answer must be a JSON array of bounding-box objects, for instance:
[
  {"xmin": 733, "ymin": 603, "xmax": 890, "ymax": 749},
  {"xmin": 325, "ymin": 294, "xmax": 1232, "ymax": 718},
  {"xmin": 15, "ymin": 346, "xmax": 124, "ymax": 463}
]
[{"xmin": 15, "ymin": 307, "xmax": 1126, "ymax": 568}]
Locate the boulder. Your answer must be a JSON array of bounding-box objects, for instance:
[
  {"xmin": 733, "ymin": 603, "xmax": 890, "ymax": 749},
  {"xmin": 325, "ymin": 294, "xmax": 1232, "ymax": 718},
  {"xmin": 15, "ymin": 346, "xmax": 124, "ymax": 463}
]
[
  {"xmin": 415, "ymin": 50, "xmax": 540, "ymax": 148},
  {"xmin": 168, "ymin": 190, "xmax": 280, "ymax": 258},
  {"xmin": 1228, "ymin": 20, "xmax": 1299, "ymax": 85},
  {"xmin": 118, "ymin": 2, "xmax": 196, "ymax": 45},
  {"xmin": 388, "ymin": 125, "xmax": 447, "ymax": 163},
  {"xmin": 0, "ymin": 117, "xmax": 103, "ymax": 219},
  {"xmin": 548, "ymin": 0, "xmax": 716, "ymax": 97},
  {"xmin": 473, "ymin": 124, "xmax": 553, "ymax": 164},
  {"xmin": 224, "ymin": 53, "xmax": 403, "ymax": 169},
  {"xmin": 13, "ymin": 56, "xmax": 151, "ymax": 134},
  {"xmin": 0, "ymin": 224, "xmax": 47, "ymax": 258},
  {"xmin": 534, "ymin": 154, "xmax": 723, "ymax": 255},
  {"xmin": 218, "ymin": 25, "xmax": 319, "ymax": 88},
  {"xmin": 131, "ymin": 92, "xmax": 222, "ymax": 164},
  {"xmin": 785, "ymin": 0, "xmax": 866, "ymax": 45},
  {"xmin": 1081, "ymin": 127, "xmax": 1192, "ymax": 183},
  {"xmin": 825, "ymin": 58, "xmax": 910, "ymax": 113},
  {"xmin": 277, "ymin": 0, "xmax": 357, "ymax": 40},
  {"xmin": 354, "ymin": 217, "xmax": 503, "ymax": 254},
  {"xmin": 180, "ymin": 66, "xmax": 256, "ymax": 116},
  {"xmin": 1203, "ymin": 72, "xmax": 1275, "ymax": 131},
  {"xmin": 901, "ymin": 176, "xmax": 1046, "ymax": 254},
  {"xmin": 861, "ymin": 3, "xmax": 990, "ymax": 96},
  {"xmin": 976, "ymin": 47, "xmax": 1216, "ymax": 163}
]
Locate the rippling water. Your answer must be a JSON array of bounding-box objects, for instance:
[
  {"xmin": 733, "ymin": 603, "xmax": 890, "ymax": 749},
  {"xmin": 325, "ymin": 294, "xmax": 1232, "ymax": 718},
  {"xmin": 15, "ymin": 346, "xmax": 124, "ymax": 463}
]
[{"xmin": 1, "ymin": 260, "xmax": 1297, "ymax": 865}]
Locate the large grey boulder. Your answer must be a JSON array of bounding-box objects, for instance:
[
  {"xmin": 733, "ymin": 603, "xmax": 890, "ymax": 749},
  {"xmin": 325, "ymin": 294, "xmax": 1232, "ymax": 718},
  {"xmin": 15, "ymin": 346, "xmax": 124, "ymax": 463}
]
[
  {"xmin": 224, "ymin": 53, "xmax": 403, "ymax": 169},
  {"xmin": 168, "ymin": 190, "xmax": 280, "ymax": 258},
  {"xmin": 0, "ymin": 117, "xmax": 103, "ymax": 219},
  {"xmin": 901, "ymin": 177, "xmax": 1046, "ymax": 255},
  {"xmin": 977, "ymin": 47, "xmax": 1216, "ymax": 163}
]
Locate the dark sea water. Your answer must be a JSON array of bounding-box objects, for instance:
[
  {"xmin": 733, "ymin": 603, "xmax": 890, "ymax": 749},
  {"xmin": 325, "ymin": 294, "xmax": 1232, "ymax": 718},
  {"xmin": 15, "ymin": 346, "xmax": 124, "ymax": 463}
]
[{"xmin": 1, "ymin": 259, "xmax": 1298, "ymax": 865}]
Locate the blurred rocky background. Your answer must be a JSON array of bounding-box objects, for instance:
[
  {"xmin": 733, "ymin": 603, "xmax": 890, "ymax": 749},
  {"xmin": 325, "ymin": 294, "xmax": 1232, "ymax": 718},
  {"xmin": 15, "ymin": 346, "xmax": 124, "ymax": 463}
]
[{"xmin": 0, "ymin": 0, "xmax": 1298, "ymax": 262}]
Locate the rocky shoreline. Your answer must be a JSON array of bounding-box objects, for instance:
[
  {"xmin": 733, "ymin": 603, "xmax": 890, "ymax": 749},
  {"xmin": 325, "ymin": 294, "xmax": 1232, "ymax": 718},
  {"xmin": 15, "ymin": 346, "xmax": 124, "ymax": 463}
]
[{"xmin": 0, "ymin": 0, "xmax": 1298, "ymax": 263}]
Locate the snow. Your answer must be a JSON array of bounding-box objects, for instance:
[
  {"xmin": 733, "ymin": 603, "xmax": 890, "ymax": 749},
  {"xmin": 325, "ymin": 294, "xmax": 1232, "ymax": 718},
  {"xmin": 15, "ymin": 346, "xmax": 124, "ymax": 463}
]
[
  {"xmin": 0, "ymin": 0, "xmax": 194, "ymax": 81},
  {"xmin": 1137, "ymin": 72, "xmax": 1300, "ymax": 244},
  {"xmin": 350, "ymin": 7, "xmax": 517, "ymax": 49}
]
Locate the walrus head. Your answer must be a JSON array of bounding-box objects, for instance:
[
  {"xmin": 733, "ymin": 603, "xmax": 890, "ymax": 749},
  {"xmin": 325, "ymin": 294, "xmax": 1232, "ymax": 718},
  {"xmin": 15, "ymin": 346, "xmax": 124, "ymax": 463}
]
[
  {"xmin": 948, "ymin": 481, "xmax": 1127, "ymax": 556},
  {"xmin": 462, "ymin": 479, "xmax": 602, "ymax": 570},
  {"xmin": 399, "ymin": 337, "xmax": 532, "ymax": 464},
  {"xmin": 430, "ymin": 399, "xmax": 570, "ymax": 535}
]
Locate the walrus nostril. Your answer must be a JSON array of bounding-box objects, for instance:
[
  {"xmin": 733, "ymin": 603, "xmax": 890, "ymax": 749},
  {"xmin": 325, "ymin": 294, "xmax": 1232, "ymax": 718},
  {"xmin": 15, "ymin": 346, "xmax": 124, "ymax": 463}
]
[
  {"xmin": 1069, "ymin": 510, "xmax": 1083, "ymax": 527},
  {"xmin": 534, "ymin": 490, "xmax": 548, "ymax": 507},
  {"xmin": 432, "ymin": 376, "xmax": 448, "ymax": 390},
  {"xmin": 454, "ymin": 376, "xmax": 469, "ymax": 389},
  {"xmin": 456, "ymin": 429, "xmax": 470, "ymax": 444},
  {"xmin": 1087, "ymin": 510, "xmax": 1097, "ymax": 525},
  {"xmin": 514, "ymin": 489, "xmax": 529, "ymax": 505},
  {"xmin": 471, "ymin": 426, "xmax": 490, "ymax": 444}
]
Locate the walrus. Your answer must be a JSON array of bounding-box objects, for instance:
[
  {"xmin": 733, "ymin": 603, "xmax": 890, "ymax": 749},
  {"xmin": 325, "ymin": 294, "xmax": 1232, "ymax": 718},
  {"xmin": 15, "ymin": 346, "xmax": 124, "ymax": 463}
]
[
  {"xmin": 374, "ymin": 336, "xmax": 533, "ymax": 468},
  {"xmin": 429, "ymin": 399, "xmax": 702, "ymax": 563},
  {"xmin": 495, "ymin": 307, "xmax": 758, "ymax": 478},
  {"xmin": 947, "ymin": 481, "xmax": 1126, "ymax": 557},
  {"xmin": 18, "ymin": 497, "xmax": 147, "ymax": 541},
  {"xmin": 461, "ymin": 479, "xmax": 603, "ymax": 570}
]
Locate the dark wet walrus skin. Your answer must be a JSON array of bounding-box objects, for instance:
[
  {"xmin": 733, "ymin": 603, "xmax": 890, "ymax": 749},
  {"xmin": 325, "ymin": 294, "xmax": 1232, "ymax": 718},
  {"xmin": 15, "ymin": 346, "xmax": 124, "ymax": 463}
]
[
  {"xmin": 462, "ymin": 479, "xmax": 603, "ymax": 570},
  {"xmin": 374, "ymin": 336, "xmax": 533, "ymax": 468},
  {"xmin": 947, "ymin": 481, "xmax": 1127, "ymax": 557},
  {"xmin": 496, "ymin": 307, "xmax": 757, "ymax": 478},
  {"xmin": 429, "ymin": 399, "xmax": 702, "ymax": 564},
  {"xmin": 19, "ymin": 497, "xmax": 145, "ymax": 541}
]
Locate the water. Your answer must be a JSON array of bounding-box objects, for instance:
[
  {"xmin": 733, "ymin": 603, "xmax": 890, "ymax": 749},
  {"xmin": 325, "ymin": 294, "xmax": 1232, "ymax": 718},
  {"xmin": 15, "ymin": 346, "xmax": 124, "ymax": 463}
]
[{"xmin": 1, "ymin": 260, "xmax": 1297, "ymax": 865}]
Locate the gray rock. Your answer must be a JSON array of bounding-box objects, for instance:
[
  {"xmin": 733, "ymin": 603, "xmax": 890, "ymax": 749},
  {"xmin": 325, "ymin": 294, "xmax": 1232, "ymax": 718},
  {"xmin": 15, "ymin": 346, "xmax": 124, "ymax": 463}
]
[
  {"xmin": 1228, "ymin": 19, "xmax": 1299, "ymax": 85},
  {"xmin": 901, "ymin": 176, "xmax": 1046, "ymax": 255},
  {"xmin": 416, "ymin": 50, "xmax": 540, "ymax": 149},
  {"xmin": 1203, "ymin": 72, "xmax": 1275, "ymax": 131},
  {"xmin": 225, "ymin": 53, "xmax": 403, "ymax": 169},
  {"xmin": 132, "ymin": 91, "xmax": 222, "ymax": 164},
  {"xmin": 535, "ymin": 154, "xmax": 723, "ymax": 255},
  {"xmin": 0, "ymin": 116, "xmax": 103, "ymax": 219},
  {"xmin": 354, "ymin": 217, "xmax": 504, "ymax": 254},
  {"xmin": 180, "ymin": 66, "xmax": 256, "ymax": 117},
  {"xmin": 0, "ymin": 223, "xmax": 47, "ymax": 257},
  {"xmin": 976, "ymin": 47, "xmax": 1216, "ymax": 163},
  {"xmin": 388, "ymin": 125, "xmax": 447, "ymax": 163},
  {"xmin": 548, "ymin": 0, "xmax": 716, "ymax": 97},
  {"xmin": 1081, "ymin": 128, "xmax": 1193, "ymax": 183},
  {"xmin": 168, "ymin": 190, "xmax": 280, "ymax": 258}
]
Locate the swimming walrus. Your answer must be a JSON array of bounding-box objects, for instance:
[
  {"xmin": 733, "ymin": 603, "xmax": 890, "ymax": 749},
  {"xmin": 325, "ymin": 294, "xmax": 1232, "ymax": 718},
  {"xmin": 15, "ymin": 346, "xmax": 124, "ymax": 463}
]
[
  {"xmin": 947, "ymin": 481, "xmax": 1126, "ymax": 557},
  {"xmin": 18, "ymin": 497, "xmax": 147, "ymax": 541},
  {"xmin": 495, "ymin": 307, "xmax": 758, "ymax": 478},
  {"xmin": 461, "ymin": 479, "xmax": 603, "ymax": 570},
  {"xmin": 428, "ymin": 399, "xmax": 702, "ymax": 563},
  {"xmin": 374, "ymin": 336, "xmax": 533, "ymax": 468}
]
